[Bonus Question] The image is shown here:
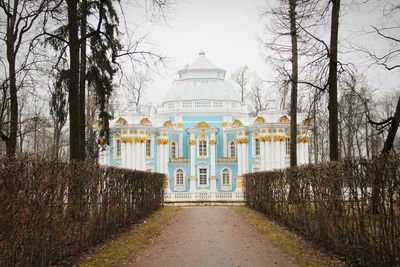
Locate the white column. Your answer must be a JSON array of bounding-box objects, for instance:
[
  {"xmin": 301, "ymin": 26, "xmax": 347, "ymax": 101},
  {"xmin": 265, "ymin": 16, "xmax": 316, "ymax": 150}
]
[
  {"xmin": 141, "ymin": 141, "xmax": 146, "ymax": 170},
  {"xmin": 121, "ymin": 143, "xmax": 127, "ymax": 168},
  {"xmin": 179, "ymin": 132, "xmax": 183, "ymax": 158},
  {"xmin": 134, "ymin": 139, "xmax": 140, "ymax": 170},
  {"xmin": 237, "ymin": 141, "xmax": 242, "ymax": 176},
  {"xmin": 210, "ymin": 133, "xmax": 217, "ymax": 192},
  {"xmin": 164, "ymin": 142, "xmax": 169, "ymax": 175},
  {"xmin": 223, "ymin": 132, "xmax": 227, "ymax": 157},
  {"xmin": 305, "ymin": 140, "xmax": 309, "ymax": 164},
  {"xmin": 242, "ymin": 141, "xmax": 248, "ymax": 174},
  {"xmin": 271, "ymin": 139, "xmax": 276, "ymax": 170},
  {"xmin": 189, "ymin": 133, "xmax": 196, "ymax": 192},
  {"xmin": 126, "ymin": 141, "xmax": 132, "ymax": 169},
  {"xmin": 158, "ymin": 141, "xmax": 163, "ymax": 173},
  {"xmin": 260, "ymin": 138, "xmax": 265, "ymax": 171}
]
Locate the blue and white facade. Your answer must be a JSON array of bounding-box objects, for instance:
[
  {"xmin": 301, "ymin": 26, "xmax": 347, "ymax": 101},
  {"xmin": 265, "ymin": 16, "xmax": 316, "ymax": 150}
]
[{"xmin": 99, "ymin": 52, "xmax": 311, "ymax": 202}]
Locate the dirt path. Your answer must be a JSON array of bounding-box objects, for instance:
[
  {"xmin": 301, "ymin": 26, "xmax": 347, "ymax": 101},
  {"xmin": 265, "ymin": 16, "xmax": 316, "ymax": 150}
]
[{"xmin": 131, "ymin": 206, "xmax": 297, "ymax": 267}]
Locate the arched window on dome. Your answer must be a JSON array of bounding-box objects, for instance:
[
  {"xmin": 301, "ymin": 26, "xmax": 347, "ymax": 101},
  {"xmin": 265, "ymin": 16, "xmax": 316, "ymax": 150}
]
[
  {"xmin": 175, "ymin": 169, "xmax": 184, "ymax": 191},
  {"xmin": 229, "ymin": 141, "xmax": 236, "ymax": 158},
  {"xmin": 170, "ymin": 141, "xmax": 177, "ymax": 159}
]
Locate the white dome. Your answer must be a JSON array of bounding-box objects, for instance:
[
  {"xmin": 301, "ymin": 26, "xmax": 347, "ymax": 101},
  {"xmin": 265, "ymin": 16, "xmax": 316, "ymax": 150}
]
[{"xmin": 163, "ymin": 52, "xmax": 240, "ymax": 103}]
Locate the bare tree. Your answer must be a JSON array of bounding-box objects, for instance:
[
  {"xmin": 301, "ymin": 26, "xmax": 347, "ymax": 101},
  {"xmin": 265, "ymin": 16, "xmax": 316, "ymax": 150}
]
[
  {"xmin": 121, "ymin": 71, "xmax": 151, "ymax": 110},
  {"xmin": 231, "ymin": 66, "xmax": 249, "ymax": 103},
  {"xmin": 0, "ymin": 0, "xmax": 56, "ymax": 157},
  {"xmin": 248, "ymin": 78, "xmax": 268, "ymax": 116}
]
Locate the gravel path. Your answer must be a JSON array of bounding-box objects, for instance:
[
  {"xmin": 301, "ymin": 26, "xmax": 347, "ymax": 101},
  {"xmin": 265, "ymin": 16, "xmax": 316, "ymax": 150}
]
[{"xmin": 131, "ymin": 206, "xmax": 297, "ymax": 267}]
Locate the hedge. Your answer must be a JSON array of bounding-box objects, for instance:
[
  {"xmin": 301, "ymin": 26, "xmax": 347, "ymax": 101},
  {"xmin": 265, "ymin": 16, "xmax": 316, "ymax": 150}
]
[
  {"xmin": 0, "ymin": 156, "xmax": 165, "ymax": 267},
  {"xmin": 245, "ymin": 154, "xmax": 400, "ymax": 266}
]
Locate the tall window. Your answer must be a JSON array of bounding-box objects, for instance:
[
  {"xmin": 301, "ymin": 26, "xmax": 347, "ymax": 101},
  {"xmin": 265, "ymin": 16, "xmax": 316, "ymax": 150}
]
[
  {"xmin": 199, "ymin": 140, "xmax": 207, "ymax": 157},
  {"xmin": 199, "ymin": 168, "xmax": 207, "ymax": 185},
  {"xmin": 116, "ymin": 139, "xmax": 121, "ymax": 158},
  {"xmin": 285, "ymin": 138, "xmax": 290, "ymax": 155},
  {"xmin": 146, "ymin": 139, "xmax": 152, "ymax": 157},
  {"xmin": 170, "ymin": 141, "xmax": 176, "ymax": 159},
  {"xmin": 175, "ymin": 169, "xmax": 184, "ymax": 186},
  {"xmin": 222, "ymin": 168, "xmax": 230, "ymax": 186},
  {"xmin": 230, "ymin": 141, "xmax": 236, "ymax": 158},
  {"xmin": 254, "ymin": 138, "xmax": 260, "ymax": 156}
]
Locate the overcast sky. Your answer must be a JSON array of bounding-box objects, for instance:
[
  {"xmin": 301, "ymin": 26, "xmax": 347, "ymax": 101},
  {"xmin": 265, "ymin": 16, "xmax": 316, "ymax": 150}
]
[{"xmin": 123, "ymin": 0, "xmax": 400, "ymax": 105}]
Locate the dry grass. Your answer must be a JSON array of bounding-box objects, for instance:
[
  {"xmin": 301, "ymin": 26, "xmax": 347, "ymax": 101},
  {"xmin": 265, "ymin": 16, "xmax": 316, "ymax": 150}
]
[
  {"xmin": 233, "ymin": 206, "xmax": 345, "ymax": 267},
  {"xmin": 79, "ymin": 207, "xmax": 178, "ymax": 267}
]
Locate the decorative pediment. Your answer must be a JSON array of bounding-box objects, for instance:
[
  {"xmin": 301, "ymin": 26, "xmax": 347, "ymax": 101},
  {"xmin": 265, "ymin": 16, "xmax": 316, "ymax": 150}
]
[
  {"xmin": 197, "ymin": 121, "xmax": 209, "ymax": 129},
  {"xmin": 254, "ymin": 116, "xmax": 265, "ymax": 124},
  {"xmin": 187, "ymin": 121, "xmax": 219, "ymax": 133},
  {"xmin": 140, "ymin": 117, "xmax": 152, "ymax": 126},
  {"xmin": 116, "ymin": 117, "xmax": 127, "ymax": 125},
  {"xmin": 163, "ymin": 120, "xmax": 173, "ymax": 128},
  {"xmin": 232, "ymin": 119, "xmax": 242, "ymax": 127},
  {"xmin": 279, "ymin": 115, "xmax": 290, "ymax": 123}
]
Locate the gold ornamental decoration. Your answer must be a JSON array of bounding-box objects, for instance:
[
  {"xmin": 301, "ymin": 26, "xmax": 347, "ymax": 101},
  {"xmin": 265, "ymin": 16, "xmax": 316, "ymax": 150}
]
[
  {"xmin": 297, "ymin": 136, "xmax": 311, "ymax": 143},
  {"xmin": 209, "ymin": 139, "xmax": 217, "ymax": 145},
  {"xmin": 260, "ymin": 136, "xmax": 272, "ymax": 142},
  {"xmin": 140, "ymin": 117, "xmax": 152, "ymax": 126},
  {"xmin": 273, "ymin": 135, "xmax": 286, "ymax": 142},
  {"xmin": 237, "ymin": 138, "xmax": 248, "ymax": 144},
  {"xmin": 189, "ymin": 139, "xmax": 196, "ymax": 145},
  {"xmin": 254, "ymin": 116, "xmax": 265, "ymax": 124},
  {"xmin": 222, "ymin": 121, "xmax": 229, "ymax": 128},
  {"xmin": 134, "ymin": 137, "xmax": 146, "ymax": 143},
  {"xmin": 158, "ymin": 139, "xmax": 168, "ymax": 145},
  {"xmin": 116, "ymin": 117, "xmax": 127, "ymax": 125},
  {"xmin": 232, "ymin": 119, "xmax": 242, "ymax": 127},
  {"xmin": 121, "ymin": 137, "xmax": 133, "ymax": 143},
  {"xmin": 279, "ymin": 115, "xmax": 290, "ymax": 123},
  {"xmin": 163, "ymin": 120, "xmax": 173, "ymax": 128},
  {"xmin": 176, "ymin": 122, "xmax": 184, "ymax": 128}
]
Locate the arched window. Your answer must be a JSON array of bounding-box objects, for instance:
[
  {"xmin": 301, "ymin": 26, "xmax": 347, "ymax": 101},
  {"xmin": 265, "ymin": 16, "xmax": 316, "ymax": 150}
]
[
  {"xmin": 170, "ymin": 141, "xmax": 177, "ymax": 159},
  {"xmin": 175, "ymin": 169, "xmax": 184, "ymax": 190},
  {"xmin": 230, "ymin": 141, "xmax": 236, "ymax": 158},
  {"xmin": 146, "ymin": 139, "xmax": 152, "ymax": 157},
  {"xmin": 222, "ymin": 168, "xmax": 231, "ymax": 186}
]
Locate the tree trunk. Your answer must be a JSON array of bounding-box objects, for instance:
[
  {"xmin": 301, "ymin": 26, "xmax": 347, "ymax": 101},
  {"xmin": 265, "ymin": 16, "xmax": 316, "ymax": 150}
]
[
  {"xmin": 6, "ymin": 4, "xmax": 18, "ymax": 157},
  {"xmin": 382, "ymin": 96, "xmax": 400, "ymax": 153},
  {"xmin": 328, "ymin": 0, "xmax": 340, "ymax": 161},
  {"xmin": 289, "ymin": 0, "xmax": 298, "ymax": 167},
  {"xmin": 67, "ymin": 0, "xmax": 81, "ymax": 161},
  {"xmin": 79, "ymin": 0, "xmax": 87, "ymax": 161}
]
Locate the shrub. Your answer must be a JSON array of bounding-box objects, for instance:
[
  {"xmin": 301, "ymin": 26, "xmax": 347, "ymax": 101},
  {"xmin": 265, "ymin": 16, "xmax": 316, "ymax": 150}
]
[
  {"xmin": 0, "ymin": 156, "xmax": 164, "ymax": 267},
  {"xmin": 245, "ymin": 154, "xmax": 400, "ymax": 266}
]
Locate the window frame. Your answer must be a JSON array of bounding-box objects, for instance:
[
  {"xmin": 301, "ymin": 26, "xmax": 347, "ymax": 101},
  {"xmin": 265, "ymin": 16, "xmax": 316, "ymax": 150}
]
[
  {"xmin": 229, "ymin": 140, "xmax": 236, "ymax": 158},
  {"xmin": 114, "ymin": 137, "xmax": 121, "ymax": 159},
  {"xmin": 145, "ymin": 138, "xmax": 152, "ymax": 158},
  {"xmin": 253, "ymin": 137, "xmax": 260, "ymax": 157},
  {"xmin": 197, "ymin": 167, "xmax": 209, "ymax": 187},
  {"xmin": 285, "ymin": 137, "xmax": 290, "ymax": 156},
  {"xmin": 174, "ymin": 168, "xmax": 185, "ymax": 191},
  {"xmin": 198, "ymin": 139, "xmax": 208, "ymax": 158},
  {"xmin": 221, "ymin": 168, "xmax": 232, "ymax": 190},
  {"xmin": 170, "ymin": 141, "xmax": 177, "ymax": 159}
]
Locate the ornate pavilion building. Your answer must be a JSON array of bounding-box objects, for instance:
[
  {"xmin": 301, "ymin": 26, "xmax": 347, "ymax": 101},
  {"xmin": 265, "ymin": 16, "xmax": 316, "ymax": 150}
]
[{"xmin": 99, "ymin": 52, "xmax": 311, "ymax": 202}]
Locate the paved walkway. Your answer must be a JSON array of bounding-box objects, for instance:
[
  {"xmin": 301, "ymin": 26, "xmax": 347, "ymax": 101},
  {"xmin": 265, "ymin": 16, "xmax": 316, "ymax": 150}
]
[{"xmin": 131, "ymin": 206, "xmax": 297, "ymax": 267}]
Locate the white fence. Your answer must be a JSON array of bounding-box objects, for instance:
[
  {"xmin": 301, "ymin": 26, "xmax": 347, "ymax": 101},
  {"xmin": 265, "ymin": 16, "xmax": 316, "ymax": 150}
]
[{"xmin": 165, "ymin": 192, "xmax": 245, "ymax": 202}]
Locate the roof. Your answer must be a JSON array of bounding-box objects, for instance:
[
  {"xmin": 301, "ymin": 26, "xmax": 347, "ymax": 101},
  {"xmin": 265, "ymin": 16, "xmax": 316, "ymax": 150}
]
[{"xmin": 164, "ymin": 52, "xmax": 240, "ymax": 103}]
